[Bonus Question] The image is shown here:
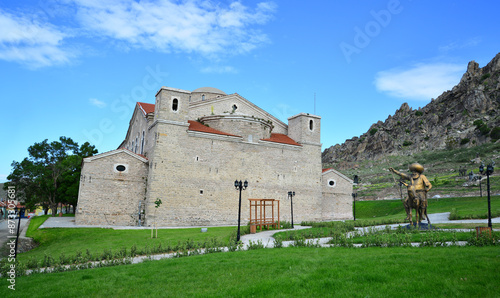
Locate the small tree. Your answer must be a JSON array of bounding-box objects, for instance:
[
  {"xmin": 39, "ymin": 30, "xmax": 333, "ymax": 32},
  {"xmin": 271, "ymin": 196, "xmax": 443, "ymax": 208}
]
[
  {"xmin": 151, "ymin": 199, "xmax": 162, "ymax": 238},
  {"xmin": 5, "ymin": 137, "xmax": 97, "ymax": 215}
]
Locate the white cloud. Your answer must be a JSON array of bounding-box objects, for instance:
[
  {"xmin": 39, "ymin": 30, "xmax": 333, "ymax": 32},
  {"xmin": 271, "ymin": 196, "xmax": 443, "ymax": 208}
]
[
  {"xmin": 200, "ymin": 65, "xmax": 238, "ymax": 74},
  {"xmin": 439, "ymin": 37, "xmax": 481, "ymax": 53},
  {"xmin": 0, "ymin": 9, "xmax": 75, "ymax": 68},
  {"xmin": 71, "ymin": 0, "xmax": 276, "ymax": 56},
  {"xmin": 374, "ymin": 63, "xmax": 464, "ymax": 101},
  {"xmin": 0, "ymin": 1, "xmax": 275, "ymax": 68},
  {"xmin": 89, "ymin": 98, "xmax": 107, "ymax": 108}
]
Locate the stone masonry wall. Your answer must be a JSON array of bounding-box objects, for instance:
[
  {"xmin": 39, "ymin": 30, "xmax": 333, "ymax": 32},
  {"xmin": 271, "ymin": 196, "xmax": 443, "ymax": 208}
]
[
  {"xmin": 144, "ymin": 117, "xmax": 327, "ymax": 226},
  {"xmin": 321, "ymin": 170, "xmax": 353, "ymax": 220},
  {"xmin": 123, "ymin": 108, "xmax": 150, "ymax": 156},
  {"xmin": 76, "ymin": 151, "xmax": 148, "ymax": 226}
]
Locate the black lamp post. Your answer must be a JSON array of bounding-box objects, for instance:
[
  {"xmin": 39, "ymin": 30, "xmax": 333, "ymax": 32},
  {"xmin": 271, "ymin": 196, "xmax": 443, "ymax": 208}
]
[
  {"xmin": 479, "ymin": 162, "xmax": 495, "ymax": 229},
  {"xmin": 479, "ymin": 173, "xmax": 483, "ymax": 197},
  {"xmin": 14, "ymin": 206, "xmax": 24, "ymax": 259},
  {"xmin": 234, "ymin": 180, "xmax": 248, "ymax": 243},
  {"xmin": 288, "ymin": 191, "xmax": 295, "ymax": 228},
  {"xmin": 352, "ymin": 175, "xmax": 359, "ymax": 221}
]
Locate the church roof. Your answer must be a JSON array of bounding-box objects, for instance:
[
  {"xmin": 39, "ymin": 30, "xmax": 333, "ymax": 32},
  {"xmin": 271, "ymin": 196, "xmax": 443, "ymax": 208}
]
[
  {"xmin": 137, "ymin": 102, "xmax": 155, "ymax": 115},
  {"xmin": 187, "ymin": 120, "xmax": 240, "ymax": 137},
  {"xmin": 85, "ymin": 148, "xmax": 148, "ymax": 162},
  {"xmin": 192, "ymin": 87, "xmax": 226, "ymax": 95},
  {"xmin": 261, "ymin": 133, "xmax": 301, "ymax": 146}
]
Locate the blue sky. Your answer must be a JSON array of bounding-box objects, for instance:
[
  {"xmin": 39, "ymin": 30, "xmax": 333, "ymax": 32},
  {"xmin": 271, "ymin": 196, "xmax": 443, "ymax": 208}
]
[{"xmin": 1, "ymin": 0, "xmax": 499, "ymax": 182}]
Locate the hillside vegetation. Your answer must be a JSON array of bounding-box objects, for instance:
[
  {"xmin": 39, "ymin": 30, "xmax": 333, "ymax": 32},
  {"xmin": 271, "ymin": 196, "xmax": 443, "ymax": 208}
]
[{"xmin": 324, "ymin": 142, "xmax": 499, "ymax": 200}]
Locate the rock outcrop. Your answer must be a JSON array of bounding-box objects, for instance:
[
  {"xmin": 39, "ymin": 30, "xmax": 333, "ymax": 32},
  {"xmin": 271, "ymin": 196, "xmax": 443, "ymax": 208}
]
[{"xmin": 323, "ymin": 52, "xmax": 500, "ymax": 164}]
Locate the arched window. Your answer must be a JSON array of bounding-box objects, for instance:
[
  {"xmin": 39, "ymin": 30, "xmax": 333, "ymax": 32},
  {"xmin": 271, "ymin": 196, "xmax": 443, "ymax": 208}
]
[
  {"xmin": 309, "ymin": 119, "xmax": 314, "ymax": 131},
  {"xmin": 140, "ymin": 131, "xmax": 145, "ymax": 154},
  {"xmin": 172, "ymin": 98, "xmax": 178, "ymax": 111},
  {"xmin": 202, "ymin": 94, "xmax": 205, "ymax": 101}
]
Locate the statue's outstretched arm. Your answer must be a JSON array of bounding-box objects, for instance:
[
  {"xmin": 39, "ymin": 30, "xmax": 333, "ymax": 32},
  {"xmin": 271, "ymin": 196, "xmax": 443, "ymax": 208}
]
[{"xmin": 389, "ymin": 168, "xmax": 409, "ymax": 180}]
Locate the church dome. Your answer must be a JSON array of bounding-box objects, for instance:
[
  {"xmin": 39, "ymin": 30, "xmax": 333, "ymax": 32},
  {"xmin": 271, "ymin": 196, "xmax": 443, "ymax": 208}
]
[{"xmin": 192, "ymin": 87, "xmax": 226, "ymax": 95}]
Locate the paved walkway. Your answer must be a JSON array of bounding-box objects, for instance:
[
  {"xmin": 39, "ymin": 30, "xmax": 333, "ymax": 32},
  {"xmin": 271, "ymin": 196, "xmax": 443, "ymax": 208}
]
[{"xmin": 0, "ymin": 218, "xmax": 29, "ymax": 249}]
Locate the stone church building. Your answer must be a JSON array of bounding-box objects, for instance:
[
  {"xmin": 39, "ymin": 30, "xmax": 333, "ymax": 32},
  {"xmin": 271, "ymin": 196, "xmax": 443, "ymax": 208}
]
[{"xmin": 76, "ymin": 86, "xmax": 353, "ymax": 227}]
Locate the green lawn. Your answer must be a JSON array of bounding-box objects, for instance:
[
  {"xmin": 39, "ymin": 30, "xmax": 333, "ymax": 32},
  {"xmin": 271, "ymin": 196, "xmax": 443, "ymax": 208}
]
[
  {"xmin": 16, "ymin": 216, "xmax": 239, "ymax": 265},
  {"xmin": 2, "ymin": 247, "xmax": 499, "ymax": 297},
  {"xmin": 13, "ymin": 195, "xmax": 500, "ymax": 264},
  {"xmin": 433, "ymin": 223, "xmax": 500, "ymax": 229},
  {"xmin": 356, "ymin": 195, "xmax": 500, "ymax": 222}
]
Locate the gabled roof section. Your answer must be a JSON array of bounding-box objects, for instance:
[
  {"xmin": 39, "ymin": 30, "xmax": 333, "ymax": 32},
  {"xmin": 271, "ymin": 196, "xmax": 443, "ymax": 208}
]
[
  {"xmin": 137, "ymin": 102, "xmax": 155, "ymax": 116},
  {"xmin": 187, "ymin": 120, "xmax": 241, "ymax": 137},
  {"xmin": 261, "ymin": 133, "xmax": 301, "ymax": 146},
  {"xmin": 322, "ymin": 168, "xmax": 353, "ymax": 183},
  {"xmin": 189, "ymin": 93, "xmax": 287, "ymax": 129},
  {"xmin": 84, "ymin": 148, "xmax": 148, "ymax": 163}
]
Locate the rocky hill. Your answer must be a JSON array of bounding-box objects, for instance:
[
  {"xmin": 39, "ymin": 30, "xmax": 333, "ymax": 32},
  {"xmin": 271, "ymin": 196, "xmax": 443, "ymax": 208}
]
[{"xmin": 323, "ymin": 52, "xmax": 500, "ymax": 166}]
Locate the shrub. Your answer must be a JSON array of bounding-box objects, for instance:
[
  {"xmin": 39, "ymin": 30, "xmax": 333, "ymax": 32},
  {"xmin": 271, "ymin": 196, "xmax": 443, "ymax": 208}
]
[
  {"xmin": 247, "ymin": 240, "xmax": 265, "ymax": 250},
  {"xmin": 490, "ymin": 127, "xmax": 500, "ymax": 140},
  {"xmin": 370, "ymin": 128, "xmax": 378, "ymax": 136},
  {"xmin": 445, "ymin": 136, "xmax": 458, "ymax": 149},
  {"xmin": 449, "ymin": 208, "xmax": 459, "ymax": 220},
  {"xmin": 415, "ymin": 111, "xmax": 423, "ymax": 116},
  {"xmin": 403, "ymin": 140, "xmax": 413, "ymax": 146},
  {"xmin": 480, "ymin": 73, "xmax": 491, "ymax": 82},
  {"xmin": 473, "ymin": 119, "xmax": 484, "ymax": 127},
  {"xmin": 405, "ymin": 129, "xmax": 410, "ymax": 134},
  {"xmin": 460, "ymin": 138, "xmax": 470, "ymax": 145},
  {"xmin": 479, "ymin": 124, "xmax": 491, "ymax": 135}
]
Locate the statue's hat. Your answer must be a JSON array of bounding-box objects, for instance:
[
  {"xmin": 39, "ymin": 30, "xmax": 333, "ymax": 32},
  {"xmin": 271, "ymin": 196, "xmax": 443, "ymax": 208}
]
[{"xmin": 409, "ymin": 163, "xmax": 424, "ymax": 173}]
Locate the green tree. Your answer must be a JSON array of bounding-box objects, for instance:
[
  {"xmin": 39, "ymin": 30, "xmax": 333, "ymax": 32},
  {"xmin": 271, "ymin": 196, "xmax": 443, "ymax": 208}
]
[{"xmin": 4, "ymin": 137, "xmax": 97, "ymax": 215}]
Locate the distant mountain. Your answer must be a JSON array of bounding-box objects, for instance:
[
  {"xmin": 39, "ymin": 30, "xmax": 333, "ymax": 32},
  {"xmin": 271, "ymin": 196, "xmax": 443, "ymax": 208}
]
[{"xmin": 323, "ymin": 52, "xmax": 500, "ymax": 164}]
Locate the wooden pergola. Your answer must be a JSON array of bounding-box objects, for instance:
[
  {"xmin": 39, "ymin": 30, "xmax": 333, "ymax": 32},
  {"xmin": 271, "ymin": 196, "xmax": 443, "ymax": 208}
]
[{"xmin": 248, "ymin": 199, "xmax": 280, "ymax": 233}]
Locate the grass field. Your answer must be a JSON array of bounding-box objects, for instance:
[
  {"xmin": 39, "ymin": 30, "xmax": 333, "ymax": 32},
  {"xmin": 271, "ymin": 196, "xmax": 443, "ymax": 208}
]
[
  {"xmin": 2, "ymin": 247, "xmax": 499, "ymax": 297},
  {"xmin": 8, "ymin": 195, "xmax": 499, "ymax": 265},
  {"xmin": 2, "ymin": 195, "xmax": 499, "ymax": 297},
  {"xmin": 15, "ymin": 215, "xmax": 239, "ymax": 265},
  {"xmin": 356, "ymin": 195, "xmax": 500, "ymax": 222}
]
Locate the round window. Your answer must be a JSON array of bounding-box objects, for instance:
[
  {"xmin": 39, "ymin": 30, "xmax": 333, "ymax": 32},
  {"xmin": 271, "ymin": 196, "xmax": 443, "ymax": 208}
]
[
  {"xmin": 328, "ymin": 179, "xmax": 336, "ymax": 188},
  {"xmin": 116, "ymin": 165, "xmax": 126, "ymax": 172}
]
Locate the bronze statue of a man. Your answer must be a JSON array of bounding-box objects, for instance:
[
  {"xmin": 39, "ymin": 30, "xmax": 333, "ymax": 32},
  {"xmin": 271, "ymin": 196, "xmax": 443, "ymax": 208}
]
[{"xmin": 390, "ymin": 163, "xmax": 432, "ymax": 223}]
